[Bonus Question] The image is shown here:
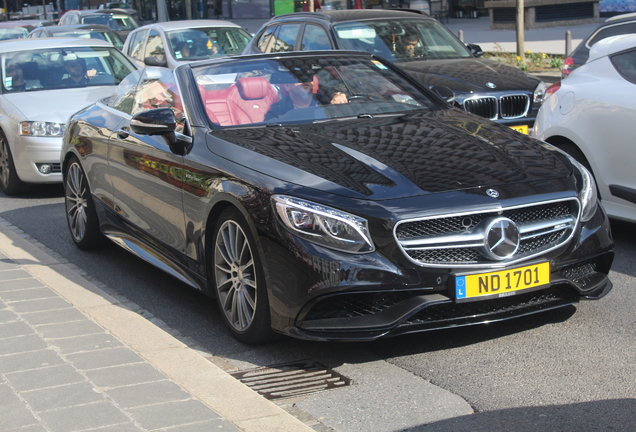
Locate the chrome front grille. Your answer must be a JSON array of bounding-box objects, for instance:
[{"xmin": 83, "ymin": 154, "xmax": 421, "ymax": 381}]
[
  {"xmin": 394, "ymin": 199, "xmax": 580, "ymax": 268},
  {"xmin": 462, "ymin": 94, "xmax": 531, "ymax": 120}
]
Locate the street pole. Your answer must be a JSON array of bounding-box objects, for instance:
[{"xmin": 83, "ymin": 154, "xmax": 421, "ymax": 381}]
[
  {"xmin": 157, "ymin": 0, "xmax": 167, "ymax": 21},
  {"xmin": 516, "ymin": 0, "xmax": 525, "ymax": 65}
]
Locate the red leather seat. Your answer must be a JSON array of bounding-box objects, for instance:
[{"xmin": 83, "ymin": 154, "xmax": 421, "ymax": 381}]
[
  {"xmin": 228, "ymin": 77, "xmax": 279, "ymax": 125},
  {"xmin": 200, "ymin": 86, "xmax": 235, "ymax": 126}
]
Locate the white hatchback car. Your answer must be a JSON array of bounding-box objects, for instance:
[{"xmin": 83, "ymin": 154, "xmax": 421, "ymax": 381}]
[
  {"xmin": 0, "ymin": 38, "xmax": 136, "ymax": 195},
  {"xmin": 533, "ymin": 34, "xmax": 636, "ymax": 222}
]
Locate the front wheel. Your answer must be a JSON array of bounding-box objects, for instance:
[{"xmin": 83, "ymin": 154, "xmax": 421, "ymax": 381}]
[
  {"xmin": 64, "ymin": 156, "xmax": 105, "ymax": 250},
  {"xmin": 0, "ymin": 131, "xmax": 29, "ymax": 195},
  {"xmin": 212, "ymin": 208, "xmax": 274, "ymax": 344}
]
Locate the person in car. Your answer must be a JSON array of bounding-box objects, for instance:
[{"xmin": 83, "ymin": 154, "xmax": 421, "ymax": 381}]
[
  {"xmin": 265, "ymin": 70, "xmax": 347, "ymax": 120},
  {"xmin": 4, "ymin": 60, "xmax": 42, "ymax": 92},
  {"xmin": 400, "ymin": 35, "xmax": 421, "ymax": 58},
  {"xmin": 61, "ymin": 58, "xmax": 96, "ymax": 86}
]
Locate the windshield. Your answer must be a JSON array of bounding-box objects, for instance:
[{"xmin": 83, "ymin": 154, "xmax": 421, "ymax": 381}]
[
  {"xmin": 0, "ymin": 27, "xmax": 30, "ymax": 40},
  {"xmin": 1, "ymin": 47, "xmax": 136, "ymax": 93},
  {"xmin": 82, "ymin": 14, "xmax": 137, "ymax": 31},
  {"xmin": 167, "ymin": 27, "xmax": 252, "ymax": 60},
  {"xmin": 333, "ymin": 19, "xmax": 472, "ymax": 62},
  {"xmin": 193, "ymin": 55, "xmax": 436, "ymax": 128},
  {"xmin": 51, "ymin": 29, "xmax": 124, "ymax": 50}
]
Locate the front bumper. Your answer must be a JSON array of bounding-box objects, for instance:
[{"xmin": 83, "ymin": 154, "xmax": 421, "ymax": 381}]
[{"xmin": 13, "ymin": 136, "xmax": 63, "ymax": 184}]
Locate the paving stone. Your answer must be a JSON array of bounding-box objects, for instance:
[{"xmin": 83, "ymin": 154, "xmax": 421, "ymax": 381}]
[
  {"xmin": 0, "ymin": 277, "xmax": 44, "ymax": 291},
  {"xmin": 9, "ymin": 297, "xmax": 71, "ymax": 313},
  {"xmin": 0, "ymin": 383, "xmax": 20, "ymax": 405},
  {"xmin": 162, "ymin": 419, "xmax": 241, "ymax": 432},
  {"xmin": 0, "ymin": 309, "xmax": 18, "ymax": 324},
  {"xmin": 82, "ymin": 423, "xmax": 143, "ymax": 432},
  {"xmin": 0, "ymin": 269, "xmax": 33, "ymax": 283},
  {"xmin": 50, "ymin": 332, "xmax": 124, "ymax": 355},
  {"xmin": 0, "ymin": 321, "xmax": 34, "ymax": 339},
  {"xmin": 20, "ymin": 382, "xmax": 106, "ymax": 412},
  {"xmin": 5, "ymin": 364, "xmax": 85, "ymax": 392},
  {"xmin": 106, "ymin": 380, "xmax": 191, "ymax": 409},
  {"xmin": 0, "ymin": 402, "xmax": 39, "ymax": 431},
  {"xmin": 126, "ymin": 400, "xmax": 221, "ymax": 430},
  {"xmin": 0, "ymin": 349, "xmax": 64, "ymax": 374},
  {"xmin": 0, "ymin": 287, "xmax": 57, "ymax": 302},
  {"xmin": 84, "ymin": 363, "xmax": 167, "ymax": 388},
  {"xmin": 36, "ymin": 320, "xmax": 105, "ymax": 339},
  {"xmin": 0, "ymin": 257, "xmax": 19, "ymax": 271},
  {"xmin": 20, "ymin": 308, "xmax": 88, "ymax": 326},
  {"xmin": 0, "ymin": 334, "xmax": 47, "ymax": 356},
  {"xmin": 3, "ymin": 425, "xmax": 47, "ymax": 432},
  {"xmin": 38, "ymin": 401, "xmax": 132, "ymax": 432},
  {"xmin": 66, "ymin": 347, "xmax": 144, "ymax": 371}
]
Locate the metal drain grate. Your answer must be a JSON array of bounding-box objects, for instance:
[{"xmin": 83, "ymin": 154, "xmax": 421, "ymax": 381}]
[{"xmin": 229, "ymin": 359, "xmax": 351, "ymax": 400}]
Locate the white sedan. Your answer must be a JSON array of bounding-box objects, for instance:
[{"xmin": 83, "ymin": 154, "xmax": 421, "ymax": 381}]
[
  {"xmin": 0, "ymin": 38, "xmax": 136, "ymax": 195},
  {"xmin": 533, "ymin": 34, "xmax": 636, "ymax": 222}
]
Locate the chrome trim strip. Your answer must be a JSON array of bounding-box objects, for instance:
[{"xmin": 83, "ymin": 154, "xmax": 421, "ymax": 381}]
[{"xmin": 499, "ymin": 93, "xmax": 531, "ymax": 120}]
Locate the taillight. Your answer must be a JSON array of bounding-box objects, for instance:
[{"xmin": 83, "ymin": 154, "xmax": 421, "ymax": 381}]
[
  {"xmin": 545, "ymin": 82, "xmax": 561, "ymax": 96},
  {"xmin": 562, "ymin": 57, "xmax": 574, "ymax": 76}
]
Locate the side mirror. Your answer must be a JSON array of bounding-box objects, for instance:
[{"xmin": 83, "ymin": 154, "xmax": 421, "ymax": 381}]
[
  {"xmin": 466, "ymin": 44, "xmax": 484, "ymax": 58},
  {"xmin": 429, "ymin": 85, "xmax": 456, "ymax": 105},
  {"xmin": 144, "ymin": 56, "xmax": 167, "ymax": 67},
  {"xmin": 130, "ymin": 108, "xmax": 176, "ymax": 136}
]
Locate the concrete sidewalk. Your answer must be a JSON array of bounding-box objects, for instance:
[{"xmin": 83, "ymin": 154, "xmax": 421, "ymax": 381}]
[{"xmin": 0, "ymin": 217, "xmax": 313, "ymax": 432}]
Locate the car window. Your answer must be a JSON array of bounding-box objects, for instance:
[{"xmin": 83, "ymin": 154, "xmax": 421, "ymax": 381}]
[
  {"xmin": 0, "ymin": 27, "xmax": 30, "ymax": 40},
  {"xmin": 301, "ymin": 25, "xmax": 331, "ymax": 51},
  {"xmin": 128, "ymin": 29, "xmax": 147, "ymax": 60},
  {"xmin": 132, "ymin": 68, "xmax": 185, "ymax": 131},
  {"xmin": 0, "ymin": 47, "xmax": 136, "ymax": 93},
  {"xmin": 167, "ymin": 27, "xmax": 252, "ymax": 59},
  {"xmin": 589, "ymin": 22, "xmax": 636, "ymax": 47},
  {"xmin": 144, "ymin": 30, "xmax": 165, "ymax": 62},
  {"xmin": 257, "ymin": 23, "xmax": 300, "ymax": 54},
  {"xmin": 334, "ymin": 18, "xmax": 472, "ymax": 62},
  {"xmin": 193, "ymin": 55, "xmax": 434, "ymax": 128},
  {"xmin": 111, "ymin": 14, "xmax": 138, "ymax": 31},
  {"xmin": 106, "ymin": 69, "xmax": 143, "ymax": 114},
  {"xmin": 611, "ymin": 48, "xmax": 636, "ymax": 84}
]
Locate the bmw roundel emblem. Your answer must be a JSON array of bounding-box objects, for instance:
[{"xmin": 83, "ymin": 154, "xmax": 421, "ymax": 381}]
[
  {"xmin": 486, "ymin": 82, "xmax": 496, "ymax": 89},
  {"xmin": 486, "ymin": 189, "xmax": 499, "ymax": 198}
]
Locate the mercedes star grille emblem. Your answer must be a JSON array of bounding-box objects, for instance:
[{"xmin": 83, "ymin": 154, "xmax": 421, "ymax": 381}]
[
  {"xmin": 486, "ymin": 82, "xmax": 496, "ymax": 88},
  {"xmin": 481, "ymin": 217, "xmax": 520, "ymax": 260},
  {"xmin": 486, "ymin": 189, "xmax": 499, "ymax": 198}
]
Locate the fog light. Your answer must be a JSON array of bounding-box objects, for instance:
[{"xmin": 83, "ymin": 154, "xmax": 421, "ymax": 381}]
[{"xmin": 37, "ymin": 163, "xmax": 52, "ymax": 174}]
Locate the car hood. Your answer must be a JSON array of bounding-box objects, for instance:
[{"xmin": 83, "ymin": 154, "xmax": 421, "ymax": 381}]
[
  {"xmin": 396, "ymin": 58, "xmax": 541, "ymax": 93},
  {"xmin": 208, "ymin": 110, "xmax": 571, "ymax": 200},
  {"xmin": 3, "ymin": 87, "xmax": 115, "ymax": 122}
]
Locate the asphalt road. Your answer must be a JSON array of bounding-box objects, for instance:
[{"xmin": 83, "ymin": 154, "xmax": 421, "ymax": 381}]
[{"xmin": 1, "ymin": 184, "xmax": 635, "ymax": 431}]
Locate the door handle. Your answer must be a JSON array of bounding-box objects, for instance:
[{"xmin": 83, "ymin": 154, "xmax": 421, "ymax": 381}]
[{"xmin": 116, "ymin": 129, "xmax": 129, "ymax": 139}]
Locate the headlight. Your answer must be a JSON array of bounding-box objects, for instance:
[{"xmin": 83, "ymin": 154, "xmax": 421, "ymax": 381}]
[
  {"xmin": 273, "ymin": 195, "xmax": 374, "ymax": 253},
  {"xmin": 568, "ymin": 156, "xmax": 598, "ymax": 222},
  {"xmin": 19, "ymin": 122, "xmax": 65, "ymax": 137},
  {"xmin": 533, "ymin": 81, "xmax": 547, "ymax": 105}
]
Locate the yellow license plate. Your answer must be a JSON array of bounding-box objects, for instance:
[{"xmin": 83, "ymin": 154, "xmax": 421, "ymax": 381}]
[
  {"xmin": 455, "ymin": 262, "xmax": 550, "ymax": 302},
  {"xmin": 510, "ymin": 125, "xmax": 529, "ymax": 134}
]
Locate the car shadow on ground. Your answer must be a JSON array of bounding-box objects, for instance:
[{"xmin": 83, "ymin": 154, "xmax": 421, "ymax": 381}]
[{"xmin": 397, "ymin": 398, "xmax": 636, "ymax": 431}]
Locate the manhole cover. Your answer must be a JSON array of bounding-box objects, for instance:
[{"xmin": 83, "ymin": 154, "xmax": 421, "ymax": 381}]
[{"xmin": 229, "ymin": 359, "xmax": 351, "ymax": 400}]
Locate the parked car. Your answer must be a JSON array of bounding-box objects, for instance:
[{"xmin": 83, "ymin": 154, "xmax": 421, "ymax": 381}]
[
  {"xmin": 122, "ymin": 20, "xmax": 252, "ymax": 69},
  {"xmin": 97, "ymin": 1, "xmax": 139, "ymax": 22},
  {"xmin": 0, "ymin": 38, "xmax": 137, "ymax": 195},
  {"xmin": 58, "ymin": 9, "xmax": 139, "ymax": 40},
  {"xmin": 27, "ymin": 24, "xmax": 124, "ymax": 50},
  {"xmin": 562, "ymin": 12, "xmax": 636, "ymax": 77},
  {"xmin": 243, "ymin": 10, "xmax": 546, "ymax": 134},
  {"xmin": 534, "ymin": 34, "xmax": 636, "ymax": 222},
  {"xmin": 61, "ymin": 51, "xmax": 613, "ymax": 343},
  {"xmin": 0, "ymin": 20, "xmax": 53, "ymax": 40}
]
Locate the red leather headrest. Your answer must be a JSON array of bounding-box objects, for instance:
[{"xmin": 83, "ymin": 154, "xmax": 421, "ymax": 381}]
[{"xmin": 236, "ymin": 77, "xmax": 270, "ymax": 100}]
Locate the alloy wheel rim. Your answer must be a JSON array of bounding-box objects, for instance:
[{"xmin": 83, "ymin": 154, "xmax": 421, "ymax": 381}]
[
  {"xmin": 214, "ymin": 220, "xmax": 257, "ymax": 332},
  {"xmin": 0, "ymin": 140, "xmax": 9, "ymax": 188},
  {"xmin": 65, "ymin": 162, "xmax": 88, "ymax": 241}
]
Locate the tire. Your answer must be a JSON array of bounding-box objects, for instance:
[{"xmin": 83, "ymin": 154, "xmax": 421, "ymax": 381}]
[
  {"xmin": 0, "ymin": 131, "xmax": 29, "ymax": 195},
  {"xmin": 64, "ymin": 156, "xmax": 105, "ymax": 250},
  {"xmin": 212, "ymin": 208, "xmax": 274, "ymax": 344}
]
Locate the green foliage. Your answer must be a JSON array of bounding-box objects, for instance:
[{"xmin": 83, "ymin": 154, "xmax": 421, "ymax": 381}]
[{"xmin": 483, "ymin": 44, "xmax": 564, "ymax": 72}]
